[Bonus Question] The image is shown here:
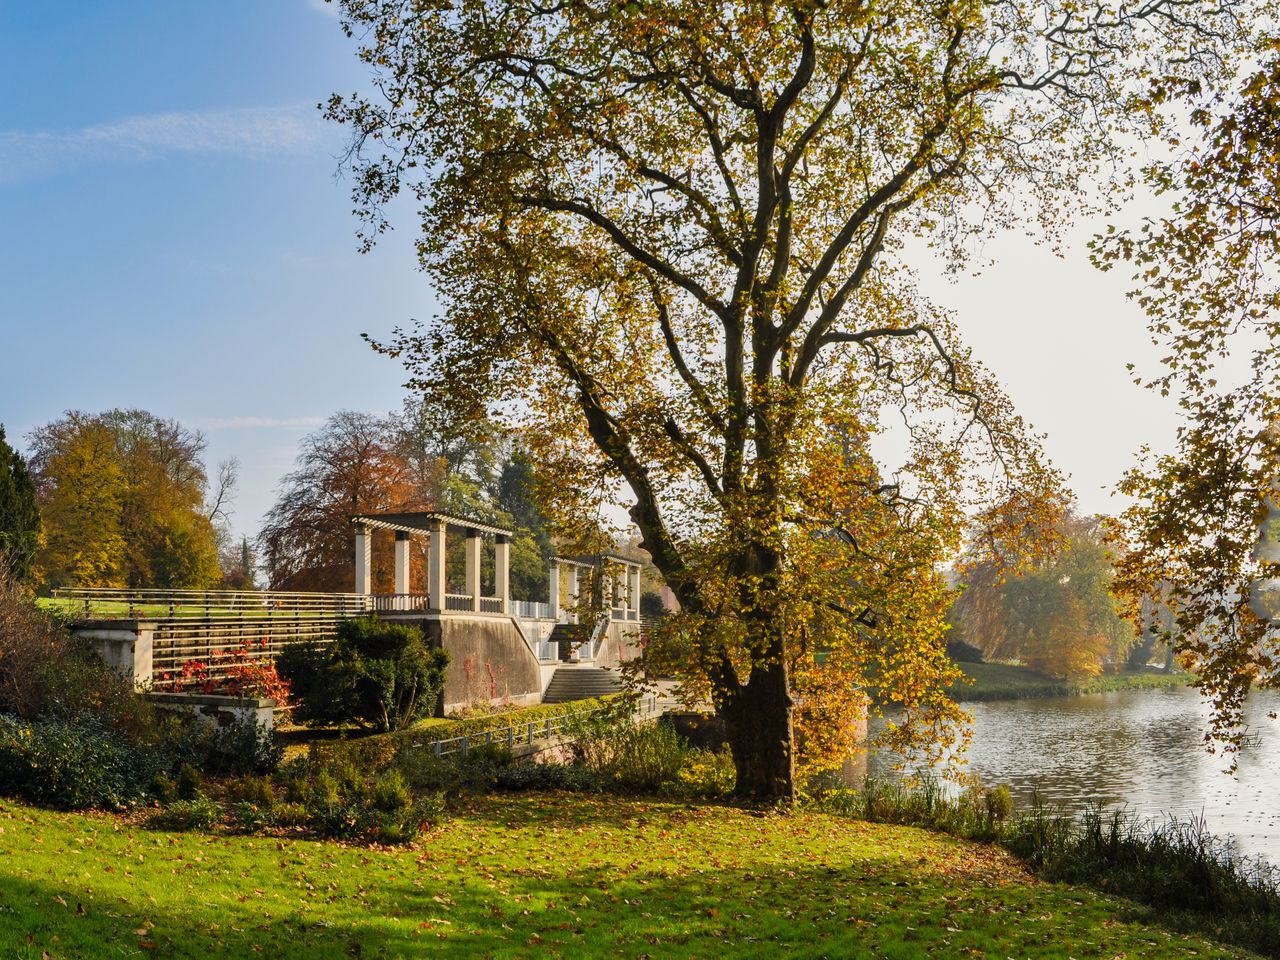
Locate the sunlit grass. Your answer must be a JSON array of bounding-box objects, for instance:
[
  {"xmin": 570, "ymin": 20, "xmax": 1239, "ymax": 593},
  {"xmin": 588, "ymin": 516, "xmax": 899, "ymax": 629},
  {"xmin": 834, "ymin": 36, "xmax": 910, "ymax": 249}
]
[{"xmin": 0, "ymin": 794, "xmax": 1255, "ymax": 958}]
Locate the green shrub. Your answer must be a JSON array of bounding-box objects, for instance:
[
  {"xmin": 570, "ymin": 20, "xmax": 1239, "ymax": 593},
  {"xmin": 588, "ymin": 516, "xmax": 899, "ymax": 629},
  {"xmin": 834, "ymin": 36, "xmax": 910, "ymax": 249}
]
[
  {"xmin": 563, "ymin": 705, "xmax": 687, "ymax": 793},
  {"xmin": 0, "ymin": 714, "xmax": 166, "ymax": 809},
  {"xmin": 174, "ymin": 762, "xmax": 204, "ymax": 800},
  {"xmin": 227, "ymin": 775, "xmax": 276, "ymax": 808},
  {"xmin": 663, "ymin": 748, "xmax": 736, "ymax": 799},
  {"xmin": 147, "ymin": 795, "xmax": 222, "ymax": 831},
  {"xmin": 395, "ymin": 743, "xmax": 511, "ymax": 794},
  {"xmin": 371, "ymin": 768, "xmax": 412, "ymax": 814},
  {"xmin": 493, "ymin": 762, "xmax": 603, "ymax": 792},
  {"xmin": 178, "ymin": 716, "xmax": 281, "ymax": 776},
  {"xmin": 279, "ymin": 620, "xmax": 449, "ymax": 732},
  {"xmin": 308, "ymin": 694, "xmax": 627, "ymax": 772},
  {"xmin": 229, "ymin": 800, "xmax": 275, "ymax": 833}
]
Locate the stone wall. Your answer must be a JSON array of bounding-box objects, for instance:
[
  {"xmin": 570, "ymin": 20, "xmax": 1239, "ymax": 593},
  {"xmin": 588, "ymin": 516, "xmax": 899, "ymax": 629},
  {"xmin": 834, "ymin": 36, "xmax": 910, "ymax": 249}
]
[
  {"xmin": 382, "ymin": 613, "xmax": 544, "ymax": 713},
  {"xmin": 147, "ymin": 692, "xmax": 275, "ymax": 731}
]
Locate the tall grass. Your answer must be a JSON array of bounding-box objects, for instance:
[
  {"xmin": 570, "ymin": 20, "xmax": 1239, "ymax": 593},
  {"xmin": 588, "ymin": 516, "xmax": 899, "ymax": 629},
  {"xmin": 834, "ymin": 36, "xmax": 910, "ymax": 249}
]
[{"xmin": 818, "ymin": 780, "xmax": 1280, "ymax": 958}]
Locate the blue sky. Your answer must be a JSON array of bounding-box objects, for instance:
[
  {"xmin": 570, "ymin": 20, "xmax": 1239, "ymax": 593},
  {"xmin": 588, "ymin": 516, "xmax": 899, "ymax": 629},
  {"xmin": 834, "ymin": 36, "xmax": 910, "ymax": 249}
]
[
  {"xmin": 0, "ymin": 1, "xmax": 427, "ymax": 538},
  {"xmin": 0, "ymin": 1, "xmax": 1187, "ymax": 540}
]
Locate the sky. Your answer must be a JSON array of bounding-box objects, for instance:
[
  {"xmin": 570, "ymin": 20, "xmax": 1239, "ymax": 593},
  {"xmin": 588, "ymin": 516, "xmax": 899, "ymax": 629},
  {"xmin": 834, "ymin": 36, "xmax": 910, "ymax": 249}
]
[{"xmin": 0, "ymin": 1, "xmax": 1184, "ymax": 543}]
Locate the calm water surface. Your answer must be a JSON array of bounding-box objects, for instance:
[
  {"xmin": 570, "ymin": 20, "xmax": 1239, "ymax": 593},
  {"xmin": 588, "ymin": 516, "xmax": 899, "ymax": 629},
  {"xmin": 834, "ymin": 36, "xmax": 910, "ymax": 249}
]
[{"xmin": 863, "ymin": 686, "xmax": 1280, "ymax": 862}]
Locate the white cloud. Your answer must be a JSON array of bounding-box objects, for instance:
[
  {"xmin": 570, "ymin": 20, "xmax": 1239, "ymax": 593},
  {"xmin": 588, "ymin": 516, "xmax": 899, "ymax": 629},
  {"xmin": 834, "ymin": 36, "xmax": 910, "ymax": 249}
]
[
  {"xmin": 193, "ymin": 416, "xmax": 328, "ymax": 430},
  {"xmin": 0, "ymin": 104, "xmax": 329, "ymax": 184}
]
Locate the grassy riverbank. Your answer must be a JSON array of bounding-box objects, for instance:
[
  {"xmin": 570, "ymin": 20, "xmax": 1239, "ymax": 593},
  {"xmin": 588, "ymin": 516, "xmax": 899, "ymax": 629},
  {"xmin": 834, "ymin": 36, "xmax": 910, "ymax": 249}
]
[
  {"xmin": 0, "ymin": 794, "xmax": 1258, "ymax": 959},
  {"xmin": 949, "ymin": 662, "xmax": 1189, "ymax": 702}
]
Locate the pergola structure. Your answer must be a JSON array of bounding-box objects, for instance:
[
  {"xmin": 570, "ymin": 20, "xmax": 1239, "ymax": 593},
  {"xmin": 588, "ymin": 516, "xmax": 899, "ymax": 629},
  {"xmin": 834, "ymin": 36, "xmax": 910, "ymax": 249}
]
[
  {"xmin": 549, "ymin": 553, "xmax": 641, "ymax": 623},
  {"xmin": 351, "ymin": 512, "xmax": 514, "ymax": 614}
]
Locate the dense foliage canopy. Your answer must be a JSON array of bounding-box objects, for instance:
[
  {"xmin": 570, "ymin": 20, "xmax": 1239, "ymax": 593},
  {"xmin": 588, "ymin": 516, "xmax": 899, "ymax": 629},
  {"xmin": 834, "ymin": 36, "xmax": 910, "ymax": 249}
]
[
  {"xmin": 28, "ymin": 410, "xmax": 222, "ymax": 589},
  {"xmin": 328, "ymin": 0, "xmax": 1249, "ymax": 796}
]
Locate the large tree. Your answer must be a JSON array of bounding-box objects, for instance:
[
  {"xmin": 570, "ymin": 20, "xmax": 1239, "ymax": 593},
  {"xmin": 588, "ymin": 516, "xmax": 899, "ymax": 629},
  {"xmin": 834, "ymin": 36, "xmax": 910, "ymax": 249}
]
[
  {"xmin": 0, "ymin": 425, "xmax": 40, "ymax": 582},
  {"xmin": 28, "ymin": 410, "xmax": 220, "ymax": 590},
  {"xmin": 1095, "ymin": 46, "xmax": 1280, "ymax": 750},
  {"xmin": 328, "ymin": 0, "xmax": 1245, "ymax": 797},
  {"xmin": 259, "ymin": 410, "xmax": 422, "ymax": 591}
]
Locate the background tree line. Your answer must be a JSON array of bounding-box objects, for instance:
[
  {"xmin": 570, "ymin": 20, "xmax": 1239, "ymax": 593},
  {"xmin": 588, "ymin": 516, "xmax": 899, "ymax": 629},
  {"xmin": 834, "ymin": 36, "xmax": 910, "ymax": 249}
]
[{"xmin": 0, "ymin": 398, "xmax": 564, "ymax": 601}]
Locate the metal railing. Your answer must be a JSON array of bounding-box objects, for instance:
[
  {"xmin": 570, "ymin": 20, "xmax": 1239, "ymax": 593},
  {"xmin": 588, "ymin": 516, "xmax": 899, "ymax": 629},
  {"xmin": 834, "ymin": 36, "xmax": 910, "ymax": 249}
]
[
  {"xmin": 368, "ymin": 593, "xmax": 431, "ymax": 612},
  {"xmin": 512, "ymin": 599, "xmax": 553, "ymax": 620},
  {"xmin": 414, "ymin": 694, "xmax": 661, "ymax": 758},
  {"xmin": 54, "ymin": 587, "xmax": 376, "ymax": 619},
  {"xmin": 149, "ymin": 615, "xmax": 346, "ymax": 684}
]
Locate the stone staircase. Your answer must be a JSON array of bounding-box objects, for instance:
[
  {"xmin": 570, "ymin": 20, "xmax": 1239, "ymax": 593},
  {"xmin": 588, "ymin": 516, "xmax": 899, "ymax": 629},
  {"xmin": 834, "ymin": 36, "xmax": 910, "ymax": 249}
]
[{"xmin": 542, "ymin": 665, "xmax": 623, "ymax": 704}]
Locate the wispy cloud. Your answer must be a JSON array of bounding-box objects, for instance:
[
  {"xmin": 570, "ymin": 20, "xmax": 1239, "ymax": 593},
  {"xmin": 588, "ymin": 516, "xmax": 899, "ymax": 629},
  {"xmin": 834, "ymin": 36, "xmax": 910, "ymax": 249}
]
[
  {"xmin": 0, "ymin": 104, "xmax": 329, "ymax": 184},
  {"xmin": 193, "ymin": 416, "xmax": 328, "ymax": 431}
]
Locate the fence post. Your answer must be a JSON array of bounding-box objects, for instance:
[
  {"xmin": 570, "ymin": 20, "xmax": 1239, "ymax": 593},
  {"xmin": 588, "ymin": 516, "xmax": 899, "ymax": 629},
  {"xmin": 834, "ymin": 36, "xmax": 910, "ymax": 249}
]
[
  {"xmin": 527, "ymin": 722, "xmax": 534, "ymax": 745},
  {"xmin": 485, "ymin": 731, "xmax": 492, "ymax": 748},
  {"xmin": 544, "ymin": 718, "xmax": 552, "ymax": 739},
  {"xmin": 507, "ymin": 727, "xmax": 514, "ymax": 750},
  {"xmin": 433, "ymin": 741, "xmax": 442, "ymax": 758},
  {"xmin": 460, "ymin": 737, "xmax": 469, "ymax": 757}
]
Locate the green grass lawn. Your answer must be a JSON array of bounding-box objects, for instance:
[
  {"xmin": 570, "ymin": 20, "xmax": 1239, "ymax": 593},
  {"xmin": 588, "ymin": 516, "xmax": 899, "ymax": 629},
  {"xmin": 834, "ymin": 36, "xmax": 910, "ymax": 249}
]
[
  {"xmin": 949, "ymin": 662, "xmax": 1189, "ymax": 702},
  {"xmin": 0, "ymin": 794, "xmax": 1255, "ymax": 959}
]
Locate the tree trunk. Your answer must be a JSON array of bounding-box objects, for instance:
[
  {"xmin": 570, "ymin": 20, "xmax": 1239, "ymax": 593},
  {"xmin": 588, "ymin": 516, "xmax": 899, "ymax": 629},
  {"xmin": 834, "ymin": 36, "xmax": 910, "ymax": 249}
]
[{"xmin": 721, "ymin": 653, "xmax": 797, "ymax": 802}]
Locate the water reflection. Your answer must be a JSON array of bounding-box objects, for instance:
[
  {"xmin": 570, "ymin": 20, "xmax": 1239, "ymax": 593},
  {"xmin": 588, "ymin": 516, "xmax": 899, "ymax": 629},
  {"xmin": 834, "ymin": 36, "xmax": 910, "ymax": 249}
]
[{"xmin": 857, "ymin": 686, "xmax": 1280, "ymax": 862}]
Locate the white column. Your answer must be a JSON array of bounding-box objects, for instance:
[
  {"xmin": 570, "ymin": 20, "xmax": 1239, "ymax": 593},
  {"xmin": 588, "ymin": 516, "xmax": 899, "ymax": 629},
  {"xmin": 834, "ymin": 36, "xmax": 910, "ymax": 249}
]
[
  {"xmin": 495, "ymin": 534, "xmax": 511, "ymax": 615},
  {"xmin": 394, "ymin": 531, "xmax": 410, "ymax": 604},
  {"xmin": 569, "ymin": 565, "xmax": 581, "ymax": 623},
  {"xmin": 548, "ymin": 559, "xmax": 561, "ymax": 620},
  {"xmin": 630, "ymin": 565, "xmax": 641, "ymax": 619},
  {"xmin": 354, "ymin": 523, "xmax": 372, "ymax": 596},
  {"xmin": 465, "ymin": 529, "xmax": 482, "ymax": 611},
  {"xmin": 427, "ymin": 518, "xmax": 447, "ymax": 612}
]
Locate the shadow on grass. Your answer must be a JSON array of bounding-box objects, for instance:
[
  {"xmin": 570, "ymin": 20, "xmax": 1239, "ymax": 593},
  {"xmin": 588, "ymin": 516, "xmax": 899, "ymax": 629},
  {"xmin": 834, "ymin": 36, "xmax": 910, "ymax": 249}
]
[{"xmin": 0, "ymin": 829, "xmax": 1247, "ymax": 960}]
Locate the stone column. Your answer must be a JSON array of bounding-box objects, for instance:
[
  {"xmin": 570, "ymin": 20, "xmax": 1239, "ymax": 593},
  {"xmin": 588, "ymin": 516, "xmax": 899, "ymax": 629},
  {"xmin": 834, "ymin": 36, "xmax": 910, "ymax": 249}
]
[
  {"xmin": 427, "ymin": 517, "xmax": 447, "ymax": 612},
  {"xmin": 353, "ymin": 523, "xmax": 372, "ymax": 596},
  {"xmin": 394, "ymin": 530, "xmax": 411, "ymax": 606},
  {"xmin": 494, "ymin": 533, "xmax": 511, "ymax": 615},
  {"xmin": 548, "ymin": 559, "xmax": 561, "ymax": 620},
  {"xmin": 630, "ymin": 565, "xmax": 642, "ymax": 620},
  {"xmin": 465, "ymin": 528, "xmax": 482, "ymax": 612}
]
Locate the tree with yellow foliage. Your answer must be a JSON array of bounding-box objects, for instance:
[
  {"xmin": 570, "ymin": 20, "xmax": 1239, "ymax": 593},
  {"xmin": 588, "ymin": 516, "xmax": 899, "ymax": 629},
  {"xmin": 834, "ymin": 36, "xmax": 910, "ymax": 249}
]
[{"xmin": 327, "ymin": 0, "xmax": 1247, "ymax": 797}]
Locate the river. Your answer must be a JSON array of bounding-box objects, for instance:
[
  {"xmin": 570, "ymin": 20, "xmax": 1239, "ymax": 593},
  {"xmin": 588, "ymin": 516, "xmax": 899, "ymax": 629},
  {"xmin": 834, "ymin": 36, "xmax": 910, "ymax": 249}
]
[{"xmin": 859, "ymin": 685, "xmax": 1280, "ymax": 863}]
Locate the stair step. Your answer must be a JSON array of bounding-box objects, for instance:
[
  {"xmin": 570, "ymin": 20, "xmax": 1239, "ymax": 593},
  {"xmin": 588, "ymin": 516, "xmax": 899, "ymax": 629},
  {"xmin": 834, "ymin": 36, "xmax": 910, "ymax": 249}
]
[{"xmin": 542, "ymin": 666, "xmax": 623, "ymax": 704}]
